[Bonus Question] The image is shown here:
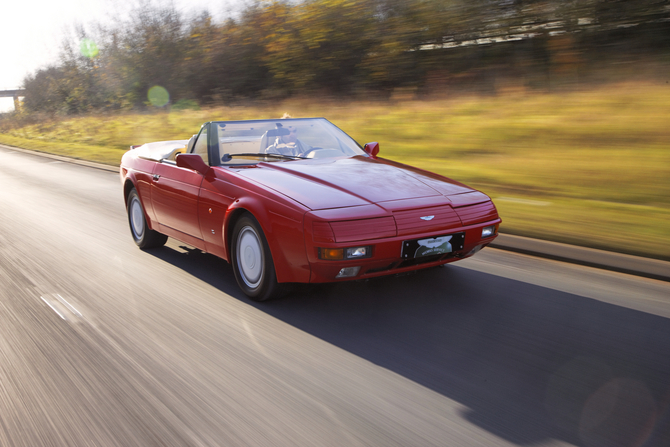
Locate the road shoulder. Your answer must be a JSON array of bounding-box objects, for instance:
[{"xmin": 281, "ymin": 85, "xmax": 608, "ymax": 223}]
[{"xmin": 490, "ymin": 234, "xmax": 669, "ymax": 282}]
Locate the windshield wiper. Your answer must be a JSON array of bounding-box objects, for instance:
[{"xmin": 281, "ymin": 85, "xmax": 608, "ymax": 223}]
[{"xmin": 222, "ymin": 153, "xmax": 307, "ymax": 162}]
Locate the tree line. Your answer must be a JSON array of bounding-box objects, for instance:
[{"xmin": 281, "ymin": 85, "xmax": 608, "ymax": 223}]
[{"xmin": 19, "ymin": 0, "xmax": 670, "ymax": 114}]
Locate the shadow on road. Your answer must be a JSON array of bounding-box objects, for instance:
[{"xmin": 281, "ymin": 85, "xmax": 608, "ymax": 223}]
[{"xmin": 148, "ymin": 245, "xmax": 670, "ymax": 447}]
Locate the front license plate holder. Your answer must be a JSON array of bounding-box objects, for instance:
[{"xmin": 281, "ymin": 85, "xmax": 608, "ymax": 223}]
[{"xmin": 401, "ymin": 232, "xmax": 465, "ymax": 259}]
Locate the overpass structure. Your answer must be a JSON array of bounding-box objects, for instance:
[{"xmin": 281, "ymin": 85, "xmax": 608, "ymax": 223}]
[{"xmin": 0, "ymin": 89, "xmax": 25, "ymax": 111}]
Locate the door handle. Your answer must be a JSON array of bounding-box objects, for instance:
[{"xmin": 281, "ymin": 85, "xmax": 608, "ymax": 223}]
[{"xmin": 152, "ymin": 174, "xmax": 160, "ymax": 181}]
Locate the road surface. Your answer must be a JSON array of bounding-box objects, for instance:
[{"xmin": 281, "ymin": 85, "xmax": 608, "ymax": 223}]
[{"xmin": 1, "ymin": 146, "xmax": 669, "ymax": 446}]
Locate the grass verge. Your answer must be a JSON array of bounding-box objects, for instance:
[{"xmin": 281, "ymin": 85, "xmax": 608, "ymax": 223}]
[{"xmin": 1, "ymin": 82, "xmax": 668, "ymax": 260}]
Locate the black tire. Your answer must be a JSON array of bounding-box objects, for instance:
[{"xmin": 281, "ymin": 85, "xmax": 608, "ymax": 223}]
[
  {"xmin": 127, "ymin": 188, "xmax": 168, "ymax": 249},
  {"xmin": 231, "ymin": 213, "xmax": 282, "ymax": 301}
]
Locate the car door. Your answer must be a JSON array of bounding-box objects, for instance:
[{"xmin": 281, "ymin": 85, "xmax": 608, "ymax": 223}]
[{"xmin": 150, "ymin": 125, "xmax": 210, "ymax": 239}]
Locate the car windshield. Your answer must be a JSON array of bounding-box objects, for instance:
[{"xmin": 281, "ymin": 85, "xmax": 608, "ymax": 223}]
[{"xmin": 211, "ymin": 118, "xmax": 366, "ymax": 165}]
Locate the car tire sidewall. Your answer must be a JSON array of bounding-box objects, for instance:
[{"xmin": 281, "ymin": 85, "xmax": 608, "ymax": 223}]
[
  {"xmin": 128, "ymin": 190, "xmax": 146, "ymax": 244},
  {"xmin": 126, "ymin": 188, "xmax": 167, "ymax": 249},
  {"xmin": 231, "ymin": 214, "xmax": 278, "ymax": 301}
]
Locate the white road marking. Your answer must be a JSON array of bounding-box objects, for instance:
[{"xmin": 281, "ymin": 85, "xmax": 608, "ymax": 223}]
[
  {"xmin": 241, "ymin": 319, "xmax": 268, "ymax": 357},
  {"xmin": 39, "ymin": 293, "xmax": 83, "ymax": 321},
  {"xmin": 40, "ymin": 295, "xmax": 66, "ymax": 320},
  {"xmin": 55, "ymin": 294, "xmax": 82, "ymax": 317}
]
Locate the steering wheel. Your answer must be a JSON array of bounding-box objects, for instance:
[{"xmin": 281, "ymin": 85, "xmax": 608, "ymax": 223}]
[{"xmin": 299, "ymin": 147, "xmax": 322, "ymax": 157}]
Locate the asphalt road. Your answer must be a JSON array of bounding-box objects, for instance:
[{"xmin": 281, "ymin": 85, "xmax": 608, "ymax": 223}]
[{"xmin": 1, "ymin": 145, "xmax": 669, "ymax": 447}]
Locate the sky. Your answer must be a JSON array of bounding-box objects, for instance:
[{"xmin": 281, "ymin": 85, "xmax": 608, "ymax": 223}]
[{"xmin": 0, "ymin": 0, "xmax": 244, "ymax": 112}]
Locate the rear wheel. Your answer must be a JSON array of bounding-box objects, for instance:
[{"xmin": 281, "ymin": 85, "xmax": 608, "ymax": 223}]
[
  {"xmin": 231, "ymin": 214, "xmax": 281, "ymax": 301},
  {"xmin": 127, "ymin": 188, "xmax": 168, "ymax": 249}
]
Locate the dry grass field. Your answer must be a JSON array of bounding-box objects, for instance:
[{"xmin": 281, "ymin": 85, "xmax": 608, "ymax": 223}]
[{"xmin": 1, "ymin": 82, "xmax": 668, "ymax": 259}]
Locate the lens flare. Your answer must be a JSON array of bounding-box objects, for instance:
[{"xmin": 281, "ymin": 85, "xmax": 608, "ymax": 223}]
[
  {"xmin": 148, "ymin": 86, "xmax": 170, "ymax": 107},
  {"xmin": 579, "ymin": 379, "xmax": 656, "ymax": 447},
  {"xmin": 79, "ymin": 38, "xmax": 99, "ymax": 58}
]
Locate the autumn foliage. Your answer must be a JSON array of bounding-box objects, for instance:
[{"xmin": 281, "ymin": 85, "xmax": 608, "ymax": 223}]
[{"xmin": 19, "ymin": 0, "xmax": 670, "ymax": 114}]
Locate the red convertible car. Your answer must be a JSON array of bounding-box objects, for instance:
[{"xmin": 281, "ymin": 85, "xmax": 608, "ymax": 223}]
[{"xmin": 120, "ymin": 118, "xmax": 500, "ymax": 300}]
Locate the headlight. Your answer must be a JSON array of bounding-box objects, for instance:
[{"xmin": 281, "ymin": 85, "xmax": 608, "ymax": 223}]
[
  {"xmin": 345, "ymin": 246, "xmax": 370, "ymax": 258},
  {"xmin": 319, "ymin": 246, "xmax": 372, "ymax": 260},
  {"xmin": 481, "ymin": 225, "xmax": 497, "ymax": 238}
]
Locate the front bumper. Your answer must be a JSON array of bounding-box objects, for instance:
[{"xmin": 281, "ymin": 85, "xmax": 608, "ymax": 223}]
[{"xmin": 305, "ymin": 219, "xmax": 500, "ymax": 283}]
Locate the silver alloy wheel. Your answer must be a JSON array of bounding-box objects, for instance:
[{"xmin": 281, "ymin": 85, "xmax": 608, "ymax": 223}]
[
  {"xmin": 236, "ymin": 225, "xmax": 264, "ymax": 288},
  {"xmin": 129, "ymin": 196, "xmax": 145, "ymax": 240}
]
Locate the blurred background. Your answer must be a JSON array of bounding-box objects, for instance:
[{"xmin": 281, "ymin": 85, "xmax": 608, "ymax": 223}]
[{"xmin": 0, "ymin": 0, "xmax": 668, "ymax": 259}]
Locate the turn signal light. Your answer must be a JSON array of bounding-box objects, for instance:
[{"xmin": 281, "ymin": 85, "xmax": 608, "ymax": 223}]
[
  {"xmin": 319, "ymin": 246, "xmax": 372, "ymax": 260},
  {"xmin": 320, "ymin": 248, "xmax": 344, "ymax": 260}
]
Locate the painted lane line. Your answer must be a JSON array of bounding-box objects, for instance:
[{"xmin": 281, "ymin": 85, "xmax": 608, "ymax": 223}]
[
  {"xmin": 55, "ymin": 294, "xmax": 82, "ymax": 317},
  {"xmin": 40, "ymin": 296, "xmax": 66, "ymax": 320}
]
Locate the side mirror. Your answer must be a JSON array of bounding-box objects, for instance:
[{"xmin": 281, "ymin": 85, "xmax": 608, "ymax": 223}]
[
  {"xmin": 176, "ymin": 153, "xmax": 209, "ymax": 175},
  {"xmin": 364, "ymin": 142, "xmax": 379, "ymax": 159}
]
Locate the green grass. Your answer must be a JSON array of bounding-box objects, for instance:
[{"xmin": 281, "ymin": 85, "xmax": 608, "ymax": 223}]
[{"xmin": 2, "ymin": 82, "xmax": 669, "ymax": 260}]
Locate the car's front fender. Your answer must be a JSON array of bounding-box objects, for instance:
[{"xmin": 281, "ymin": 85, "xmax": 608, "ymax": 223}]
[
  {"xmin": 224, "ymin": 197, "xmax": 310, "ymax": 283},
  {"xmin": 120, "ymin": 159, "xmax": 159, "ymax": 230}
]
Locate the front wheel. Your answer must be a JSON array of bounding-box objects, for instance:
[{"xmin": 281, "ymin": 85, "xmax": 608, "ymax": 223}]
[
  {"xmin": 127, "ymin": 188, "xmax": 168, "ymax": 249},
  {"xmin": 231, "ymin": 214, "xmax": 281, "ymax": 301}
]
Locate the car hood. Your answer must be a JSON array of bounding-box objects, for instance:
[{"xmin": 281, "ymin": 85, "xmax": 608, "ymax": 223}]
[{"xmin": 233, "ymin": 156, "xmax": 475, "ymax": 210}]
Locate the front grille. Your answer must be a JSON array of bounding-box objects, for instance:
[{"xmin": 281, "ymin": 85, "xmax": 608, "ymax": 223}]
[
  {"xmin": 329, "ymin": 216, "xmax": 397, "ymax": 243},
  {"xmin": 365, "ymin": 263, "xmax": 396, "ymax": 274},
  {"xmin": 396, "ymin": 252, "xmax": 457, "ymax": 269},
  {"xmin": 455, "ymin": 201, "xmax": 498, "ymax": 226},
  {"xmin": 394, "ymin": 205, "xmax": 462, "ymax": 236}
]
